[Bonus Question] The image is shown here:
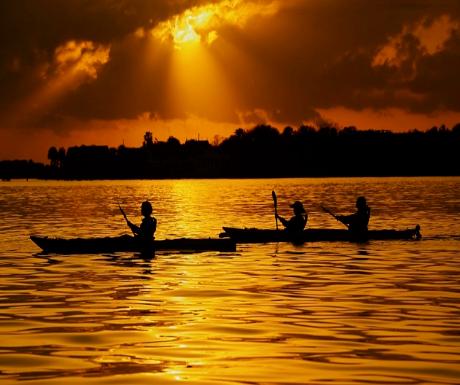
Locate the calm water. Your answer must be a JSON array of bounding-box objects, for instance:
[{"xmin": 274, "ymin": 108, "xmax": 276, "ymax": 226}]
[{"xmin": 0, "ymin": 177, "xmax": 460, "ymax": 385}]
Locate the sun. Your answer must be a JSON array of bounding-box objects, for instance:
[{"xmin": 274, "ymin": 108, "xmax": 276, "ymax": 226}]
[
  {"xmin": 154, "ymin": 7, "xmax": 214, "ymax": 49},
  {"xmin": 151, "ymin": 0, "xmax": 279, "ymax": 50},
  {"xmin": 173, "ymin": 21, "xmax": 200, "ymax": 45},
  {"xmin": 172, "ymin": 10, "xmax": 213, "ymax": 46}
]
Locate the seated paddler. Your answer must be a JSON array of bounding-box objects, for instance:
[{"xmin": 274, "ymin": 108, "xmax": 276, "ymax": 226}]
[
  {"xmin": 336, "ymin": 196, "xmax": 370, "ymax": 236},
  {"xmin": 126, "ymin": 201, "xmax": 157, "ymax": 249},
  {"xmin": 276, "ymin": 200, "xmax": 308, "ymax": 234}
]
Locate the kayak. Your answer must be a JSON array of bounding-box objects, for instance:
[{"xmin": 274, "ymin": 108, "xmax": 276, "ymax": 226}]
[
  {"xmin": 30, "ymin": 235, "xmax": 236, "ymax": 254},
  {"xmin": 220, "ymin": 225, "xmax": 421, "ymax": 243}
]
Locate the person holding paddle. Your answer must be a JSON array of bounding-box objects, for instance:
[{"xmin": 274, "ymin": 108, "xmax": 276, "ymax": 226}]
[
  {"xmin": 336, "ymin": 196, "xmax": 371, "ymax": 235},
  {"xmin": 276, "ymin": 200, "xmax": 308, "ymax": 234},
  {"xmin": 120, "ymin": 201, "xmax": 157, "ymax": 253}
]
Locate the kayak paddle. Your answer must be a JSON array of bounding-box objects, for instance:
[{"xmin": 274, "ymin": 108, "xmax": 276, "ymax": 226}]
[
  {"xmin": 118, "ymin": 203, "xmax": 128, "ymax": 223},
  {"xmin": 320, "ymin": 205, "xmax": 349, "ymax": 228},
  {"xmin": 118, "ymin": 203, "xmax": 136, "ymax": 236},
  {"xmin": 272, "ymin": 190, "xmax": 279, "ymax": 230}
]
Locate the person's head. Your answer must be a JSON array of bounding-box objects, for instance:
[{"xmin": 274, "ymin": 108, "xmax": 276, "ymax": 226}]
[
  {"xmin": 141, "ymin": 201, "xmax": 153, "ymax": 217},
  {"xmin": 356, "ymin": 196, "xmax": 367, "ymax": 210},
  {"xmin": 290, "ymin": 201, "xmax": 306, "ymax": 215}
]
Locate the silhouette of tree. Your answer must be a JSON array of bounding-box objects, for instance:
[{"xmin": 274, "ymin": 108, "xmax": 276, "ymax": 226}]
[
  {"xmin": 235, "ymin": 128, "xmax": 245, "ymax": 138},
  {"xmin": 143, "ymin": 131, "xmax": 154, "ymax": 148},
  {"xmin": 24, "ymin": 122, "xmax": 460, "ymax": 179},
  {"xmin": 452, "ymin": 123, "xmax": 460, "ymax": 136},
  {"xmin": 297, "ymin": 125, "xmax": 316, "ymax": 137},
  {"xmin": 57, "ymin": 147, "xmax": 66, "ymax": 169},
  {"xmin": 0, "ymin": 160, "xmax": 47, "ymax": 179},
  {"xmin": 47, "ymin": 146, "xmax": 58, "ymax": 168},
  {"xmin": 341, "ymin": 126, "xmax": 357, "ymax": 135},
  {"xmin": 250, "ymin": 124, "xmax": 279, "ymax": 140},
  {"xmin": 167, "ymin": 136, "xmax": 180, "ymax": 147},
  {"xmin": 212, "ymin": 134, "xmax": 223, "ymax": 146},
  {"xmin": 282, "ymin": 126, "xmax": 294, "ymax": 137},
  {"xmin": 318, "ymin": 125, "xmax": 338, "ymax": 137}
]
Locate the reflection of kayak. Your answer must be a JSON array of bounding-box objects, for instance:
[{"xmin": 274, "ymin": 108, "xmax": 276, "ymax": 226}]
[
  {"xmin": 220, "ymin": 226, "xmax": 421, "ymax": 243},
  {"xmin": 30, "ymin": 235, "xmax": 236, "ymax": 254}
]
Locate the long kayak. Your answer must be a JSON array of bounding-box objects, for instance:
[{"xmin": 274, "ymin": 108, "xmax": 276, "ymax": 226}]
[
  {"xmin": 220, "ymin": 226, "xmax": 421, "ymax": 243},
  {"xmin": 30, "ymin": 235, "xmax": 236, "ymax": 254}
]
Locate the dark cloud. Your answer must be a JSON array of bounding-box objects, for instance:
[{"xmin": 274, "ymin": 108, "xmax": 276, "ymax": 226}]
[
  {"xmin": 235, "ymin": 0, "xmax": 460, "ymax": 117},
  {"xmin": 0, "ymin": 0, "xmax": 204, "ymax": 123},
  {"xmin": 1, "ymin": 0, "xmax": 460, "ymax": 131},
  {"xmin": 0, "ymin": 0, "xmax": 201, "ymax": 48}
]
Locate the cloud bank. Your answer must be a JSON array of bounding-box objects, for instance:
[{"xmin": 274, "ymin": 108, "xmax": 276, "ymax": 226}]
[{"xmin": 1, "ymin": 0, "xmax": 460, "ymax": 159}]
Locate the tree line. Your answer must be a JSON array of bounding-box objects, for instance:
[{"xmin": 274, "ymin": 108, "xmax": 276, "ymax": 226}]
[{"xmin": 1, "ymin": 123, "xmax": 460, "ymax": 179}]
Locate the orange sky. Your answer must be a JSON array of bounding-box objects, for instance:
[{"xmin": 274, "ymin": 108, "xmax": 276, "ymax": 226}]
[{"xmin": 1, "ymin": 0, "xmax": 460, "ymax": 162}]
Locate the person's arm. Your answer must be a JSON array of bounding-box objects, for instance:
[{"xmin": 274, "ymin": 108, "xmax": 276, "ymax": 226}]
[
  {"xmin": 128, "ymin": 221, "xmax": 140, "ymax": 235},
  {"xmin": 276, "ymin": 214, "xmax": 289, "ymax": 228},
  {"xmin": 336, "ymin": 213, "xmax": 354, "ymax": 225}
]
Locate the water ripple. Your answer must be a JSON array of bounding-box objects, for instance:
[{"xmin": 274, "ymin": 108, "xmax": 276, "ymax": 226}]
[{"xmin": 1, "ymin": 178, "xmax": 460, "ymax": 384}]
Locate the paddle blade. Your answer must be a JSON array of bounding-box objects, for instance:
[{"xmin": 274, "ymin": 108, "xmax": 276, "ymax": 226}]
[{"xmin": 272, "ymin": 190, "xmax": 277, "ymax": 206}]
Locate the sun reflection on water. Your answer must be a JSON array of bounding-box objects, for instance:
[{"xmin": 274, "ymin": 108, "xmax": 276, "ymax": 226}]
[{"xmin": 0, "ymin": 178, "xmax": 460, "ymax": 384}]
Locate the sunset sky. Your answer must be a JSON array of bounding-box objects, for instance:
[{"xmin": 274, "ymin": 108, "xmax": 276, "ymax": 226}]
[{"xmin": 1, "ymin": 0, "xmax": 460, "ymax": 161}]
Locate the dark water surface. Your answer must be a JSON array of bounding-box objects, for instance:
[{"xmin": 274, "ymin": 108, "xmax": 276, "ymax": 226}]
[{"xmin": 0, "ymin": 177, "xmax": 459, "ymax": 384}]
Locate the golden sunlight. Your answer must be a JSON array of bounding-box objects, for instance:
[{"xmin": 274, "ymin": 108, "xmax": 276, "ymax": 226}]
[
  {"xmin": 166, "ymin": 41, "xmax": 235, "ymax": 119},
  {"xmin": 144, "ymin": 0, "xmax": 280, "ymax": 120},
  {"xmin": 54, "ymin": 40, "xmax": 110, "ymax": 79},
  {"xmin": 152, "ymin": 0, "xmax": 279, "ymax": 49},
  {"xmin": 172, "ymin": 9, "xmax": 213, "ymax": 46}
]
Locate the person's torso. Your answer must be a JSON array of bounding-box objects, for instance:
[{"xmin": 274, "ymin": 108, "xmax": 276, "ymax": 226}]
[
  {"xmin": 140, "ymin": 217, "xmax": 156, "ymax": 239},
  {"xmin": 348, "ymin": 209, "xmax": 369, "ymax": 232},
  {"xmin": 287, "ymin": 214, "xmax": 307, "ymax": 232}
]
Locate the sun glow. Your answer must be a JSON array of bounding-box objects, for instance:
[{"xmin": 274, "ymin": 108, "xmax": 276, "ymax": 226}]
[
  {"xmin": 152, "ymin": 0, "xmax": 279, "ymax": 49},
  {"xmin": 172, "ymin": 9, "xmax": 213, "ymax": 46},
  {"xmin": 142, "ymin": 1, "xmax": 280, "ymax": 125}
]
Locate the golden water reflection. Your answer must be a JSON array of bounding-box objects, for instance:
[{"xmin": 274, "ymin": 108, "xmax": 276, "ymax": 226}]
[{"xmin": 0, "ymin": 177, "xmax": 460, "ymax": 384}]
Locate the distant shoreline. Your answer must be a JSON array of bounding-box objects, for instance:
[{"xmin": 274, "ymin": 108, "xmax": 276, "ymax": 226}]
[
  {"xmin": 2, "ymin": 124, "xmax": 459, "ymax": 180},
  {"xmin": 3, "ymin": 175, "xmax": 460, "ymax": 183}
]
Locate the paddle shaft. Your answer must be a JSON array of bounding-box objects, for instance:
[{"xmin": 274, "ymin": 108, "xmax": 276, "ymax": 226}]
[
  {"xmin": 118, "ymin": 204, "xmax": 128, "ymax": 223},
  {"xmin": 119, "ymin": 204, "xmax": 138, "ymax": 236},
  {"xmin": 320, "ymin": 205, "xmax": 349, "ymax": 229},
  {"xmin": 272, "ymin": 190, "xmax": 279, "ymax": 230}
]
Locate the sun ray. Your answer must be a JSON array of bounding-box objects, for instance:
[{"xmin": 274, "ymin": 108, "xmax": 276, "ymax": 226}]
[{"xmin": 144, "ymin": 0, "xmax": 280, "ymax": 123}]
